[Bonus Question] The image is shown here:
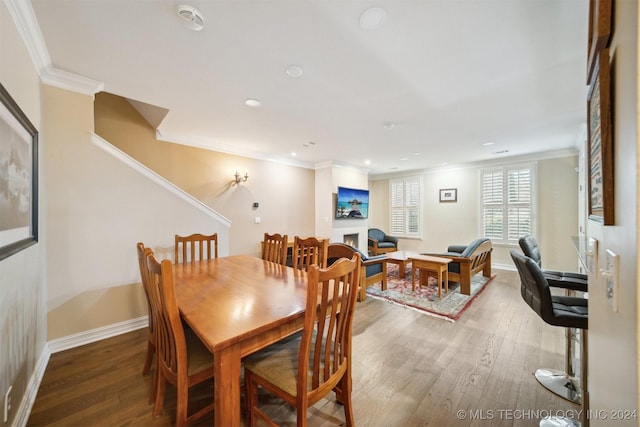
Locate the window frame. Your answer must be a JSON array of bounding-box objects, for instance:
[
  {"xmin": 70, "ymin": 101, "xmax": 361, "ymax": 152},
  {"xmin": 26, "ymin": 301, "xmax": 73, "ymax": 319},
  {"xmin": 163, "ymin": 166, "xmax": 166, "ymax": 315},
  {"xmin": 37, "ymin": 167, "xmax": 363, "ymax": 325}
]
[
  {"xmin": 480, "ymin": 162, "xmax": 537, "ymax": 245},
  {"xmin": 389, "ymin": 175, "xmax": 423, "ymax": 239}
]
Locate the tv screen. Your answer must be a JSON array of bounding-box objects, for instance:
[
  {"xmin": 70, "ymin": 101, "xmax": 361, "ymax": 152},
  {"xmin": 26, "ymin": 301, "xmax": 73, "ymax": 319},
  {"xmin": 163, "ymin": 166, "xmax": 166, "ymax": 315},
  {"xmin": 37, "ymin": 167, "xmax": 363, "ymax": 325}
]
[{"xmin": 335, "ymin": 186, "xmax": 369, "ymax": 219}]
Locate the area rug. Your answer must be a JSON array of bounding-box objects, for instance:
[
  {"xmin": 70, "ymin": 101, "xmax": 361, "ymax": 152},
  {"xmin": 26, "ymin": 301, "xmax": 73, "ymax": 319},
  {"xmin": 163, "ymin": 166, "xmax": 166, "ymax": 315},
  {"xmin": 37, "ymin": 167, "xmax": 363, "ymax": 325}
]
[{"xmin": 365, "ymin": 264, "xmax": 495, "ymax": 321}]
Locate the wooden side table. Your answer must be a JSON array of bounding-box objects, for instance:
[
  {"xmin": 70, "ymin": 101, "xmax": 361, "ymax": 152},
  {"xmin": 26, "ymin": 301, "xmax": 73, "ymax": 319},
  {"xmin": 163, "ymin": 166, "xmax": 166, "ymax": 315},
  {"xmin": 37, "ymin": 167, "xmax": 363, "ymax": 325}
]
[{"xmin": 409, "ymin": 255, "xmax": 452, "ymax": 298}]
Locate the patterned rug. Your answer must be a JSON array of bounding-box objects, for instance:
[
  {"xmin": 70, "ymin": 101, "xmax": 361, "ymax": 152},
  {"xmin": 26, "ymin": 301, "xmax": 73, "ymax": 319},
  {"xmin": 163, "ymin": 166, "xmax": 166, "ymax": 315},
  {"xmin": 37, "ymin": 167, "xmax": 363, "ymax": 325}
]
[{"xmin": 365, "ymin": 264, "xmax": 495, "ymax": 321}]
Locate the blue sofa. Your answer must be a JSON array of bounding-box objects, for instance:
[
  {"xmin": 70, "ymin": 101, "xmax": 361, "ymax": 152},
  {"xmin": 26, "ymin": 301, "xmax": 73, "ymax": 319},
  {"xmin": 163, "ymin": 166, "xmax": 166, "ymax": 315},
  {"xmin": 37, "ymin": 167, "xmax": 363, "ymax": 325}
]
[
  {"xmin": 424, "ymin": 238, "xmax": 492, "ymax": 295},
  {"xmin": 327, "ymin": 243, "xmax": 388, "ymax": 301}
]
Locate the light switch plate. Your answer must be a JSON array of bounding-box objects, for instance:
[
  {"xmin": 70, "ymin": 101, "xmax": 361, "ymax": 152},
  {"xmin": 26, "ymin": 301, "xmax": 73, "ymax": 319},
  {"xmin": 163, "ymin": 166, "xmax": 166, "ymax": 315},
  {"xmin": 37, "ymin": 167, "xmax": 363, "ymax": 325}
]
[
  {"xmin": 586, "ymin": 237, "xmax": 598, "ymax": 277},
  {"xmin": 601, "ymin": 249, "xmax": 619, "ymax": 312}
]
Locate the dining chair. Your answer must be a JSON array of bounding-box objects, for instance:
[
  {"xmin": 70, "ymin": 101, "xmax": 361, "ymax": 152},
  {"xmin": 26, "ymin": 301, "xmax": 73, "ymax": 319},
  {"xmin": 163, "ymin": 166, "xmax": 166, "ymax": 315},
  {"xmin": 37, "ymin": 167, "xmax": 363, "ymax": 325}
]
[
  {"xmin": 136, "ymin": 242, "xmax": 157, "ymax": 403},
  {"xmin": 292, "ymin": 236, "xmax": 328, "ymax": 271},
  {"xmin": 244, "ymin": 253, "xmax": 362, "ymax": 427},
  {"xmin": 174, "ymin": 233, "xmax": 218, "ymax": 263},
  {"xmin": 262, "ymin": 232, "xmax": 289, "ymax": 265},
  {"xmin": 145, "ymin": 253, "xmax": 215, "ymax": 427}
]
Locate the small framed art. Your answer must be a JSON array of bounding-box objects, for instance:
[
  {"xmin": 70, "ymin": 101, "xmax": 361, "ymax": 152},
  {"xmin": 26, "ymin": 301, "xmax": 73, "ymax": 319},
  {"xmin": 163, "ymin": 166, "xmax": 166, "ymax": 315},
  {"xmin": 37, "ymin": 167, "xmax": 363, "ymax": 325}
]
[{"xmin": 439, "ymin": 188, "xmax": 457, "ymax": 203}]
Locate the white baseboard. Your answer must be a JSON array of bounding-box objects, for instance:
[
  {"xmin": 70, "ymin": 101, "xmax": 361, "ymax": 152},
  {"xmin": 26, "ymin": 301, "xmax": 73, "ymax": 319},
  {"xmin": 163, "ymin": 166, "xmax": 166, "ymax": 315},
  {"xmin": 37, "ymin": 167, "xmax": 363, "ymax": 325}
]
[
  {"xmin": 47, "ymin": 316, "xmax": 148, "ymax": 354},
  {"xmin": 14, "ymin": 317, "xmax": 148, "ymax": 427}
]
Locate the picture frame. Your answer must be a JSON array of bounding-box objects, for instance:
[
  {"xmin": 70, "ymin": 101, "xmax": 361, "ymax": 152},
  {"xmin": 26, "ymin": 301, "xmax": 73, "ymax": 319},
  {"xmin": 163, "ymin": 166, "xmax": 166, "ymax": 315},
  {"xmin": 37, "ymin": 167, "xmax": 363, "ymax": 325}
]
[
  {"xmin": 439, "ymin": 188, "xmax": 457, "ymax": 203},
  {"xmin": 587, "ymin": 0, "xmax": 612, "ymax": 83},
  {"xmin": 0, "ymin": 83, "xmax": 38, "ymax": 261},
  {"xmin": 587, "ymin": 48, "xmax": 614, "ymax": 225}
]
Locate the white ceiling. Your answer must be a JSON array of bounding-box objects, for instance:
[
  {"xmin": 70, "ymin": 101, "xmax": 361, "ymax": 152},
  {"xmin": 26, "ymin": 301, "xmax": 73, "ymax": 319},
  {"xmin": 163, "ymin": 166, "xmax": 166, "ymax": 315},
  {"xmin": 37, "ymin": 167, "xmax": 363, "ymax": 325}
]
[{"xmin": 30, "ymin": 0, "xmax": 588, "ymax": 175}]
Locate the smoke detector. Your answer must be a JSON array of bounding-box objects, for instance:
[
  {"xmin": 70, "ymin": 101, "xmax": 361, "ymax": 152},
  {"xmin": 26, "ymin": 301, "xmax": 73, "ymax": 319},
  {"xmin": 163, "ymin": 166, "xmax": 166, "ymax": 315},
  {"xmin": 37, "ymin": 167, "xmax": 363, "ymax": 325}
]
[{"xmin": 177, "ymin": 5, "xmax": 205, "ymax": 31}]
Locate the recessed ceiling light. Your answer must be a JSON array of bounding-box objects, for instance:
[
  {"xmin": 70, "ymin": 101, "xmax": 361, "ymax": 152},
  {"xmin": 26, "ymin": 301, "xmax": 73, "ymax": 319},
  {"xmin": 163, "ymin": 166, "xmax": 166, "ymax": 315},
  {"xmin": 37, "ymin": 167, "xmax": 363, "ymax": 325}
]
[
  {"xmin": 383, "ymin": 122, "xmax": 395, "ymax": 130},
  {"xmin": 365, "ymin": 160, "xmax": 371, "ymax": 165},
  {"xmin": 483, "ymin": 142, "xmax": 495, "ymax": 146},
  {"xmin": 291, "ymin": 152, "xmax": 297, "ymax": 157},
  {"xmin": 412, "ymin": 152, "xmax": 421, "ymax": 156},
  {"xmin": 400, "ymin": 157, "xmax": 408, "ymax": 161},
  {"xmin": 359, "ymin": 7, "xmax": 387, "ymax": 30},
  {"xmin": 176, "ymin": 5, "xmax": 205, "ymax": 31},
  {"xmin": 245, "ymin": 98, "xmax": 262, "ymax": 108},
  {"xmin": 286, "ymin": 65, "xmax": 303, "ymax": 78}
]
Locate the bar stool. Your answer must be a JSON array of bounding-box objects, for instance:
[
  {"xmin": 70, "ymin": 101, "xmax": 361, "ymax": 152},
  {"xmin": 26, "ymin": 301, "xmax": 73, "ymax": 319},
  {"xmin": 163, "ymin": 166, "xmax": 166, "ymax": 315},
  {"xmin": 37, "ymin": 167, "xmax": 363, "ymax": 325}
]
[
  {"xmin": 519, "ymin": 235, "xmax": 587, "ymax": 407},
  {"xmin": 511, "ymin": 250, "xmax": 588, "ymax": 427},
  {"xmin": 519, "ymin": 236, "xmax": 588, "ymax": 293}
]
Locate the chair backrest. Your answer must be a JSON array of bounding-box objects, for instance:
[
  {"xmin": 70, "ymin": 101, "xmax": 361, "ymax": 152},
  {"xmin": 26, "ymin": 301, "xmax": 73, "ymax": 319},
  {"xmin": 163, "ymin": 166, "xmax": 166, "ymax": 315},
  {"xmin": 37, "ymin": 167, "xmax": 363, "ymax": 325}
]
[
  {"xmin": 460, "ymin": 238, "xmax": 491, "ymax": 257},
  {"xmin": 262, "ymin": 232, "xmax": 288, "ymax": 265},
  {"xmin": 136, "ymin": 242, "xmax": 155, "ymax": 334},
  {"xmin": 518, "ymin": 235, "xmax": 543, "ymax": 267},
  {"xmin": 327, "ymin": 242, "xmax": 360, "ymax": 265},
  {"xmin": 298, "ymin": 253, "xmax": 361, "ymax": 397},
  {"xmin": 175, "ymin": 233, "xmax": 218, "ymax": 263},
  {"xmin": 367, "ymin": 228, "xmax": 385, "ymax": 242},
  {"xmin": 510, "ymin": 250, "xmax": 554, "ymax": 324},
  {"xmin": 146, "ymin": 253, "xmax": 189, "ymax": 378},
  {"xmin": 292, "ymin": 236, "xmax": 328, "ymax": 270}
]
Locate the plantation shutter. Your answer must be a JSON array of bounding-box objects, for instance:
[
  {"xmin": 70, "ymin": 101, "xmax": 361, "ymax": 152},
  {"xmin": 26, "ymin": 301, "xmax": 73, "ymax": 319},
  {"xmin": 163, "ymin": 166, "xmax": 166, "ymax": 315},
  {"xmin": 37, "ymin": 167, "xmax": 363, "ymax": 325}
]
[
  {"xmin": 507, "ymin": 168, "xmax": 532, "ymax": 241},
  {"xmin": 390, "ymin": 181, "xmax": 405, "ymax": 234},
  {"xmin": 482, "ymin": 170, "xmax": 504, "ymax": 239},
  {"xmin": 389, "ymin": 176, "xmax": 422, "ymax": 238},
  {"xmin": 481, "ymin": 164, "xmax": 535, "ymax": 244}
]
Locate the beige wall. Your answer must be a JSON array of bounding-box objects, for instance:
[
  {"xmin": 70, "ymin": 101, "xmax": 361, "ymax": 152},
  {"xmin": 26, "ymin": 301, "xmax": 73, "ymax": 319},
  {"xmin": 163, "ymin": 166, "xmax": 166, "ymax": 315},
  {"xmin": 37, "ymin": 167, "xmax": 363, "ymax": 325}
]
[
  {"xmin": 43, "ymin": 86, "xmax": 234, "ymax": 340},
  {"xmin": 586, "ymin": 0, "xmax": 638, "ymax": 423},
  {"xmin": 0, "ymin": 3, "xmax": 46, "ymax": 425},
  {"xmin": 94, "ymin": 92, "xmax": 316, "ymax": 257},
  {"xmin": 369, "ymin": 155, "xmax": 580, "ymax": 271}
]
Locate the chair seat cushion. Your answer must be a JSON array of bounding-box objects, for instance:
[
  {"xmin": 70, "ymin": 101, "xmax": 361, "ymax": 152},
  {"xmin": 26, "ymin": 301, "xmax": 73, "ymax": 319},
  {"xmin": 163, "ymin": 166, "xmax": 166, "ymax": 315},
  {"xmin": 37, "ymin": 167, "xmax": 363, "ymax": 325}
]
[
  {"xmin": 550, "ymin": 296, "xmax": 588, "ymax": 329},
  {"xmin": 185, "ymin": 328, "xmax": 214, "ymax": 376},
  {"xmin": 244, "ymin": 332, "xmax": 329, "ymax": 397},
  {"xmin": 376, "ymin": 242, "xmax": 396, "ymax": 249},
  {"xmin": 544, "ymin": 271, "xmax": 588, "ymax": 292},
  {"xmin": 365, "ymin": 263, "xmax": 383, "ymax": 277}
]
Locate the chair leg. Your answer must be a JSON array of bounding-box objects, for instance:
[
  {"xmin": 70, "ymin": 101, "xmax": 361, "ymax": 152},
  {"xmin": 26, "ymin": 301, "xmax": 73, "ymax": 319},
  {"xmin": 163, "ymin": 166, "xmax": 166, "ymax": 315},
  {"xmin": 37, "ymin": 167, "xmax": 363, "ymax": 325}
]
[
  {"xmin": 142, "ymin": 339, "xmax": 154, "ymax": 376},
  {"xmin": 176, "ymin": 385, "xmax": 188, "ymax": 427},
  {"xmin": 245, "ymin": 372, "xmax": 258, "ymax": 427},
  {"xmin": 152, "ymin": 375, "xmax": 167, "ymax": 417}
]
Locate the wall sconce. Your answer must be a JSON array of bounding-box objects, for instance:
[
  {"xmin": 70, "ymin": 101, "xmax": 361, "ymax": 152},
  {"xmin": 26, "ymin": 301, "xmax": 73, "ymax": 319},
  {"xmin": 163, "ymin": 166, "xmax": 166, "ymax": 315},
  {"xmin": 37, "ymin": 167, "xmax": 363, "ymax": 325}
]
[{"xmin": 234, "ymin": 171, "xmax": 249, "ymax": 184}]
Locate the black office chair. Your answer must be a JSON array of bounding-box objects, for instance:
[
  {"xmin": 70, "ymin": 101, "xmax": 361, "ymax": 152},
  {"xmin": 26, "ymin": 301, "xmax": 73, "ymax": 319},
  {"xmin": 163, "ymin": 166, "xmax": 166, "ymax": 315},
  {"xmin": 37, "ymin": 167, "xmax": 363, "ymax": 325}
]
[
  {"xmin": 511, "ymin": 250, "xmax": 588, "ymax": 426},
  {"xmin": 519, "ymin": 235, "xmax": 587, "ymax": 292}
]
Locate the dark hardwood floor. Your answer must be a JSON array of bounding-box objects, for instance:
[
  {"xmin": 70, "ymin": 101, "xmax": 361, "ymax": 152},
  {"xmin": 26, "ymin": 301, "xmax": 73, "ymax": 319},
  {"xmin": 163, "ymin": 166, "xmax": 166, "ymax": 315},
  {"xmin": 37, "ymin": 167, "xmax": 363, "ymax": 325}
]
[{"xmin": 27, "ymin": 269, "xmax": 577, "ymax": 426}]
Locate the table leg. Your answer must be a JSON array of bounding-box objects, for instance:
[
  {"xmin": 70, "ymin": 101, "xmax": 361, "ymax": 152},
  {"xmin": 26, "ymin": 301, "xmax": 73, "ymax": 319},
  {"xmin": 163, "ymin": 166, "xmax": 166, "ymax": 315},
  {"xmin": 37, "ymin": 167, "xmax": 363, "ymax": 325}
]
[
  {"xmin": 214, "ymin": 346, "xmax": 242, "ymax": 427},
  {"xmin": 411, "ymin": 265, "xmax": 416, "ymax": 291},
  {"xmin": 437, "ymin": 267, "xmax": 442, "ymax": 298},
  {"xmin": 444, "ymin": 268, "xmax": 449, "ymax": 294},
  {"xmin": 398, "ymin": 260, "xmax": 406, "ymax": 278}
]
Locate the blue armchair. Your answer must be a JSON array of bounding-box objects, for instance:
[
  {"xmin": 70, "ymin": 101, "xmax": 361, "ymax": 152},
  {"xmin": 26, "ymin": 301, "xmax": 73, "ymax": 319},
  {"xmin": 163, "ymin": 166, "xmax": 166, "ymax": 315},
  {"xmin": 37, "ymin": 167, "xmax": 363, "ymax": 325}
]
[
  {"xmin": 367, "ymin": 228, "xmax": 398, "ymax": 255},
  {"xmin": 327, "ymin": 243, "xmax": 388, "ymax": 301}
]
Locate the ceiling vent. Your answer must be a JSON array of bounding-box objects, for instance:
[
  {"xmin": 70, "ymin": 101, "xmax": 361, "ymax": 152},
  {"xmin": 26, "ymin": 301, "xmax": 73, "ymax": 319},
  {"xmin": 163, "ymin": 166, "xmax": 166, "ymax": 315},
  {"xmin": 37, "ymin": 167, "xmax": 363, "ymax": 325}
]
[{"xmin": 177, "ymin": 5, "xmax": 205, "ymax": 31}]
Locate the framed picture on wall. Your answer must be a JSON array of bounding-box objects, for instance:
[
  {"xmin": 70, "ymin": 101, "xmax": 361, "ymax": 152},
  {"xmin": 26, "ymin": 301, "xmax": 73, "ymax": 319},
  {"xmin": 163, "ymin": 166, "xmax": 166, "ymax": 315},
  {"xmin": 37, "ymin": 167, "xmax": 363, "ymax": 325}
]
[
  {"xmin": 439, "ymin": 188, "xmax": 457, "ymax": 203},
  {"xmin": 587, "ymin": 0, "xmax": 612, "ymax": 82},
  {"xmin": 587, "ymin": 48, "xmax": 614, "ymax": 225},
  {"xmin": 0, "ymin": 83, "xmax": 39, "ymax": 261}
]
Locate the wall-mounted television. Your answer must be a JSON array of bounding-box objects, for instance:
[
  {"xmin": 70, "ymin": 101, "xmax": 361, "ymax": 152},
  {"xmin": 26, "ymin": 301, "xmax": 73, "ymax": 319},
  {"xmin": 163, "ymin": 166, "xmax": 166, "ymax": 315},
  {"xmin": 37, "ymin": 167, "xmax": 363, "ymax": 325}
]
[{"xmin": 335, "ymin": 186, "xmax": 369, "ymax": 219}]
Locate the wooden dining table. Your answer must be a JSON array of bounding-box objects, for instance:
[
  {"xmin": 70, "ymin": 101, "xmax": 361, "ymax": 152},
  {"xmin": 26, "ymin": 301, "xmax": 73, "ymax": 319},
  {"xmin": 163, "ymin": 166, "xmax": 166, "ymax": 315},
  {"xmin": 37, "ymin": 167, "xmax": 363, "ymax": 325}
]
[{"xmin": 172, "ymin": 254, "xmax": 309, "ymax": 427}]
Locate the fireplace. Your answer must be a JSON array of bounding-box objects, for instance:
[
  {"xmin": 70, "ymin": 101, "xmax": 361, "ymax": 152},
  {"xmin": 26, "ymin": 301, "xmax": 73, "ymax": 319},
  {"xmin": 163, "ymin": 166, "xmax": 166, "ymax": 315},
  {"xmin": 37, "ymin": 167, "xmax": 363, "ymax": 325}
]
[{"xmin": 344, "ymin": 233, "xmax": 358, "ymax": 248}]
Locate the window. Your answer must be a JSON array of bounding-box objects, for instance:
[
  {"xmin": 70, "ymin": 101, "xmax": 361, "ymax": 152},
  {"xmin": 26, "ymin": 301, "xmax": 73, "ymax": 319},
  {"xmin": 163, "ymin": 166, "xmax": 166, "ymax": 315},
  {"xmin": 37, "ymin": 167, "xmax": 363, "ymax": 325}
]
[
  {"xmin": 481, "ymin": 164, "xmax": 535, "ymax": 244},
  {"xmin": 389, "ymin": 176, "xmax": 422, "ymax": 238}
]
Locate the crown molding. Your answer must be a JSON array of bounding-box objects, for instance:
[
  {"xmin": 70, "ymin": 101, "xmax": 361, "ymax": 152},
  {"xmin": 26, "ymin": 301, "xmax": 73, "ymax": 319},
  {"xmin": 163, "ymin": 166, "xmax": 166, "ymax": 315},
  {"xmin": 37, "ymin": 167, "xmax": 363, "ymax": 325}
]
[
  {"xmin": 5, "ymin": 0, "xmax": 103, "ymax": 96},
  {"xmin": 41, "ymin": 66, "xmax": 104, "ymax": 96},
  {"xmin": 4, "ymin": 0, "xmax": 49, "ymax": 73}
]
